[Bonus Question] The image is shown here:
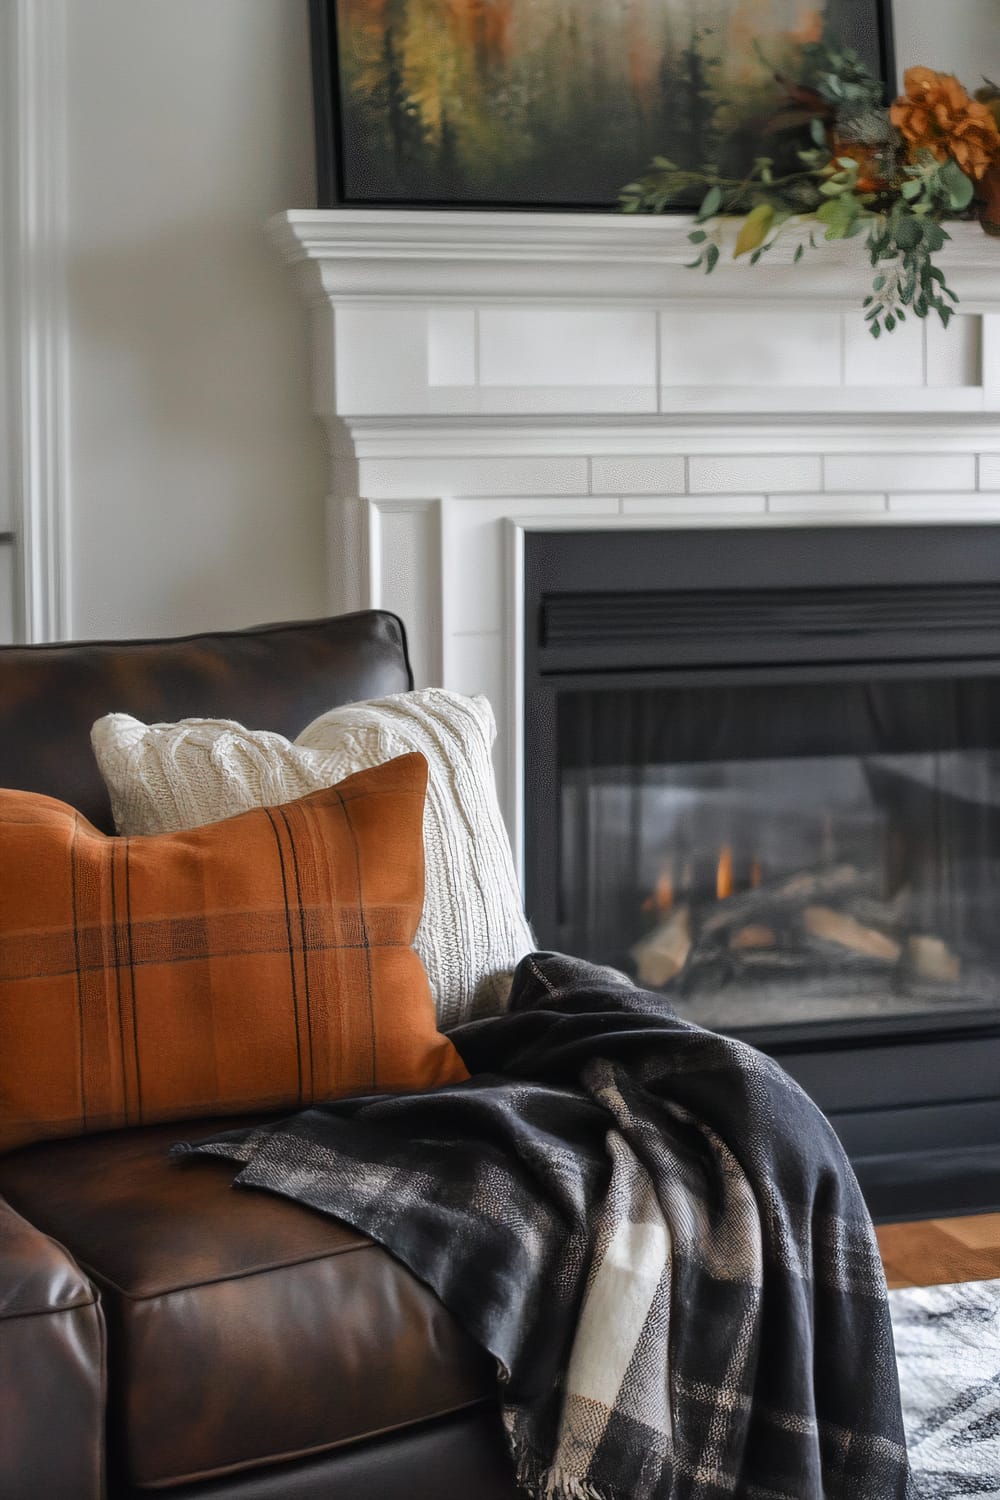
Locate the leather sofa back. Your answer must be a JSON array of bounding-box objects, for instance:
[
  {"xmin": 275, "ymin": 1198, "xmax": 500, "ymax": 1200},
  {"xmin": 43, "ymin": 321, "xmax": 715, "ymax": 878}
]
[{"xmin": 0, "ymin": 611, "xmax": 412, "ymax": 832}]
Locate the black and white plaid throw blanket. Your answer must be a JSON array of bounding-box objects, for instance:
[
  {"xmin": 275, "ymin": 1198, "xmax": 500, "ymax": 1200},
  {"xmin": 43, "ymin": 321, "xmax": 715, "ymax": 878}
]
[{"xmin": 175, "ymin": 953, "xmax": 914, "ymax": 1500}]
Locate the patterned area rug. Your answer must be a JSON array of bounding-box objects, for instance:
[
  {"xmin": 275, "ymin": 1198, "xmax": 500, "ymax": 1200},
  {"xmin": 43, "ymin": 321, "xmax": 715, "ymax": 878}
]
[{"xmin": 890, "ymin": 1277, "xmax": 1000, "ymax": 1497}]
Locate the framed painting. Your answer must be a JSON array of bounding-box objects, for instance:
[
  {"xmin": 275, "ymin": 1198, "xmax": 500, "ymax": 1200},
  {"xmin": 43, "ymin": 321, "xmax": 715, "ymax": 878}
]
[{"xmin": 309, "ymin": 0, "xmax": 896, "ymax": 210}]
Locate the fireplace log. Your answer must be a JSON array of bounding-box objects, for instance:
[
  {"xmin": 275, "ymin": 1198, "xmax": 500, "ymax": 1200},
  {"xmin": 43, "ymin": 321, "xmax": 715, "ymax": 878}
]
[
  {"xmin": 802, "ymin": 905, "xmax": 902, "ymax": 963},
  {"xmin": 906, "ymin": 934, "xmax": 961, "ymax": 984},
  {"xmin": 632, "ymin": 906, "xmax": 691, "ymax": 989},
  {"xmin": 730, "ymin": 925, "xmax": 777, "ymax": 950}
]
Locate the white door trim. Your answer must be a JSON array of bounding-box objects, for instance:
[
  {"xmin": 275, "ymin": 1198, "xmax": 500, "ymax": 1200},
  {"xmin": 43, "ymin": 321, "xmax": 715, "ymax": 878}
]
[{"xmin": 3, "ymin": 0, "xmax": 71, "ymax": 642}]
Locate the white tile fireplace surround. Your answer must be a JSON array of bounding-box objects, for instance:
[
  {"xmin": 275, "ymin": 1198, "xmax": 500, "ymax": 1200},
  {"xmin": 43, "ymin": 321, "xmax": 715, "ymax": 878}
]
[{"xmin": 273, "ymin": 210, "xmax": 1000, "ymax": 868}]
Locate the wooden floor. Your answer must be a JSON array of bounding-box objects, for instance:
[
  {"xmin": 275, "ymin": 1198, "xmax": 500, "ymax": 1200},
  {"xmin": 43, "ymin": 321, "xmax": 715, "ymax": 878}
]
[{"xmin": 877, "ymin": 1213, "xmax": 1000, "ymax": 1289}]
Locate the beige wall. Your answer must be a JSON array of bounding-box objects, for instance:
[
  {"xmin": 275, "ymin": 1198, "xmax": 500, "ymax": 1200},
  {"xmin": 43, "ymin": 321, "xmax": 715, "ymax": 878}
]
[
  {"xmin": 64, "ymin": 0, "xmax": 326, "ymax": 638},
  {"xmin": 893, "ymin": 0, "xmax": 995, "ymax": 81}
]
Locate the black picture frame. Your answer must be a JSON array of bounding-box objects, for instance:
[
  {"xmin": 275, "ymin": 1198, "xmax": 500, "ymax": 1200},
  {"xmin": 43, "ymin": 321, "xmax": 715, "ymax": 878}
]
[{"xmin": 309, "ymin": 0, "xmax": 897, "ymax": 212}]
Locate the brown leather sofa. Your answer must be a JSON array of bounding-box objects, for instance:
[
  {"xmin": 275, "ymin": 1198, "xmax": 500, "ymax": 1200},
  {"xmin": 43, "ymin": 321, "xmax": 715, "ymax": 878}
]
[{"xmin": 0, "ymin": 611, "xmax": 521, "ymax": 1499}]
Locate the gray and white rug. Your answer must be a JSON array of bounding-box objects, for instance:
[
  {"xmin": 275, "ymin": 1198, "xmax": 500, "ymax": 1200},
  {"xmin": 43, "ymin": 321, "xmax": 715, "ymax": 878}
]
[{"xmin": 890, "ymin": 1276, "xmax": 1000, "ymax": 1497}]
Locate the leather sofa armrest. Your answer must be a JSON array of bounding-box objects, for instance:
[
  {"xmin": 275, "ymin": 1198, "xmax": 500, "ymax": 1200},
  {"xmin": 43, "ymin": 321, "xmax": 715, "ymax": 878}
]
[{"xmin": 0, "ymin": 1193, "xmax": 106, "ymax": 1499}]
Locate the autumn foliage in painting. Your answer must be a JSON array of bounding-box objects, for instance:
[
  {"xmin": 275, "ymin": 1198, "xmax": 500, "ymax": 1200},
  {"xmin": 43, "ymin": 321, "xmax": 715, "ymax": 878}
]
[{"xmin": 335, "ymin": 0, "xmax": 852, "ymax": 204}]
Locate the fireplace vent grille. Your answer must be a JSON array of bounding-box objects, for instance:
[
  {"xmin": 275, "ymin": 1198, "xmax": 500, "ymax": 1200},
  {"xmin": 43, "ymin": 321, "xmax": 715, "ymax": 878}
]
[{"xmin": 542, "ymin": 584, "xmax": 1000, "ymax": 648}]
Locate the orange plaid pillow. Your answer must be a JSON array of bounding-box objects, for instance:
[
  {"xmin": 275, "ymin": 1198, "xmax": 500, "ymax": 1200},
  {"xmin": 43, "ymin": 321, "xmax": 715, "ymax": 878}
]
[{"xmin": 0, "ymin": 753, "xmax": 467, "ymax": 1153}]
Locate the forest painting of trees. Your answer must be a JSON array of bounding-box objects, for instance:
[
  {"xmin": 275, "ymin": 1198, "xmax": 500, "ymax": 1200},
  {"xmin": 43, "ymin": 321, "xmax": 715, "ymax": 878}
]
[{"xmin": 317, "ymin": 0, "xmax": 891, "ymax": 206}]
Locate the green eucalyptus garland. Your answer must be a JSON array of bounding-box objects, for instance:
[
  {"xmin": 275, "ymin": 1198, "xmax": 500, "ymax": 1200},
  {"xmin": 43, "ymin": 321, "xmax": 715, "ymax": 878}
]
[{"xmin": 621, "ymin": 36, "xmax": 996, "ymax": 336}]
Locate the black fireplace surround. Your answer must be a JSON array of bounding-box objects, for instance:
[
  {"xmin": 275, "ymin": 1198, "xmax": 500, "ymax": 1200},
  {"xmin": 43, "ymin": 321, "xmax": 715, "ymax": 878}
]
[{"xmin": 524, "ymin": 525, "xmax": 1000, "ymax": 1221}]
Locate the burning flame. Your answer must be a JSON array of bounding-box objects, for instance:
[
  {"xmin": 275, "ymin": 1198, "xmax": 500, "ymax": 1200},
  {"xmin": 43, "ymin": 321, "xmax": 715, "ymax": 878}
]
[
  {"xmin": 641, "ymin": 847, "xmax": 756, "ymax": 914},
  {"xmin": 642, "ymin": 865, "xmax": 674, "ymax": 913}
]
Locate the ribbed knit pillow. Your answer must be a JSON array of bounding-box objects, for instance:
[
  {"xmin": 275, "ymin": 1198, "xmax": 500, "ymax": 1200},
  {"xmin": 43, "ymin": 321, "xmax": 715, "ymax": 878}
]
[
  {"xmin": 92, "ymin": 690, "xmax": 534, "ymax": 1028},
  {"xmin": 0, "ymin": 756, "xmax": 468, "ymax": 1154}
]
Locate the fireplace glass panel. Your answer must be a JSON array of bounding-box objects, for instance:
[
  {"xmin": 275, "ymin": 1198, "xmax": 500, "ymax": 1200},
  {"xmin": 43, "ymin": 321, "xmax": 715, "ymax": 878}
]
[{"xmin": 555, "ymin": 675, "xmax": 1000, "ymax": 1033}]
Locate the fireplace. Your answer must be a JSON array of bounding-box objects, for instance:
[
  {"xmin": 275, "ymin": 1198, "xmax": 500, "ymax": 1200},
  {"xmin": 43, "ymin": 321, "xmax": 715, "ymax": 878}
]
[
  {"xmin": 274, "ymin": 207, "xmax": 1000, "ymax": 1221},
  {"xmin": 524, "ymin": 525, "xmax": 1000, "ymax": 1219}
]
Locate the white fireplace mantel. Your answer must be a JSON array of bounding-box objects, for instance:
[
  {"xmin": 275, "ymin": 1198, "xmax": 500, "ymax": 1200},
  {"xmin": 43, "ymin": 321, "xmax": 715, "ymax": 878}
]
[
  {"xmin": 271, "ymin": 210, "xmax": 1000, "ymax": 310},
  {"xmin": 273, "ymin": 208, "xmax": 1000, "ymax": 867}
]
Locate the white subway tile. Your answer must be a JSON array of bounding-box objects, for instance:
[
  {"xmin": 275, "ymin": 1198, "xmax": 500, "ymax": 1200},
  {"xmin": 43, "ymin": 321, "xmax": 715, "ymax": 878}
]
[
  {"xmin": 767, "ymin": 493, "xmax": 887, "ymax": 514},
  {"xmin": 925, "ymin": 315, "xmax": 981, "ymax": 389},
  {"xmin": 622, "ymin": 495, "xmax": 766, "ymax": 516},
  {"xmin": 591, "ymin": 456, "xmax": 686, "ymax": 495},
  {"xmin": 427, "ymin": 308, "xmax": 476, "ymax": 387},
  {"xmin": 689, "ymin": 454, "xmax": 821, "ymax": 494},
  {"xmin": 357, "ymin": 456, "xmax": 590, "ymax": 500},
  {"xmin": 889, "ymin": 493, "xmax": 1000, "ymax": 516},
  {"xmin": 979, "ymin": 455, "xmax": 1000, "ymax": 490},
  {"xmin": 479, "ymin": 308, "xmax": 656, "ymax": 388},
  {"xmin": 825, "ymin": 453, "xmax": 977, "ymax": 493},
  {"xmin": 660, "ymin": 310, "xmax": 841, "ymax": 387},
  {"xmin": 843, "ymin": 317, "xmax": 923, "ymax": 388}
]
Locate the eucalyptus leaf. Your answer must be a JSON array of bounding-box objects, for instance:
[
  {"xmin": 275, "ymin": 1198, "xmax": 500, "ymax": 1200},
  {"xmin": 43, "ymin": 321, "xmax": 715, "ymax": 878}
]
[
  {"xmin": 923, "ymin": 221, "xmax": 947, "ymax": 253},
  {"xmin": 734, "ymin": 202, "xmax": 774, "ymax": 258},
  {"xmin": 893, "ymin": 217, "xmax": 922, "ymax": 250},
  {"xmin": 939, "ymin": 158, "xmax": 975, "ymax": 211}
]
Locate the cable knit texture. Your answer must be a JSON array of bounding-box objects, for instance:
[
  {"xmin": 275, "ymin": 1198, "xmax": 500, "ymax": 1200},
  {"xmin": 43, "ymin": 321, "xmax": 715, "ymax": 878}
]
[{"xmin": 91, "ymin": 690, "xmax": 535, "ymax": 1027}]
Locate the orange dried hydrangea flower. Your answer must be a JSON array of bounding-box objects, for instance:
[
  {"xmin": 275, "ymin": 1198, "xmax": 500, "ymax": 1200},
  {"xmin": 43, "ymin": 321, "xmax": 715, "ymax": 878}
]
[
  {"xmin": 891, "ymin": 66, "xmax": 1000, "ymax": 181},
  {"xmin": 830, "ymin": 139, "xmax": 886, "ymax": 194}
]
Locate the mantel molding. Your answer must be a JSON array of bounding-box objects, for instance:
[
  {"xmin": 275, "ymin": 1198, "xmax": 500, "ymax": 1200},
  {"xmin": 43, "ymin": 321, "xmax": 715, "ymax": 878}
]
[
  {"xmin": 336, "ymin": 414, "xmax": 1000, "ymax": 460},
  {"xmin": 271, "ymin": 209, "xmax": 1000, "ymax": 311}
]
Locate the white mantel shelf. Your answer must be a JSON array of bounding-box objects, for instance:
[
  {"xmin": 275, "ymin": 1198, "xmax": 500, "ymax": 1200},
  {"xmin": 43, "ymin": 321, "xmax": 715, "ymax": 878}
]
[{"xmin": 271, "ymin": 210, "xmax": 1000, "ymax": 310}]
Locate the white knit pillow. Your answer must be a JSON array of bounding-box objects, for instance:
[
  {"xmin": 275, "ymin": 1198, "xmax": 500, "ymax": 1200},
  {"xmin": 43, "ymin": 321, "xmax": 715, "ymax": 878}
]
[{"xmin": 90, "ymin": 690, "xmax": 534, "ymax": 1028}]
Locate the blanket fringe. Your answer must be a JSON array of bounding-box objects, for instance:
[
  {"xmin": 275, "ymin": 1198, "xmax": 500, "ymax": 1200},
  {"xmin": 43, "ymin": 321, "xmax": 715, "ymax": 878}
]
[{"xmin": 516, "ymin": 1459, "xmax": 612, "ymax": 1500}]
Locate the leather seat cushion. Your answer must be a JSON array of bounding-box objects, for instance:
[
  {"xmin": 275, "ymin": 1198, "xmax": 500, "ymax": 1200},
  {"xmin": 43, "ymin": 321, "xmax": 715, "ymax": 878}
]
[{"xmin": 0, "ymin": 1118, "xmax": 497, "ymax": 1491}]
